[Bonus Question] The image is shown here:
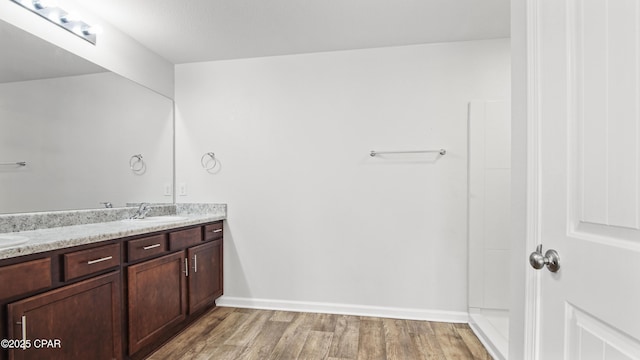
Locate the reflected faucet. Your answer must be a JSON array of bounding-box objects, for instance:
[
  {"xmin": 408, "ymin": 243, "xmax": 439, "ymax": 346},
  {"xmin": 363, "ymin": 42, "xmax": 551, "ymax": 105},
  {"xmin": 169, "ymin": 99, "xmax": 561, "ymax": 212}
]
[{"xmin": 130, "ymin": 203, "xmax": 151, "ymax": 219}]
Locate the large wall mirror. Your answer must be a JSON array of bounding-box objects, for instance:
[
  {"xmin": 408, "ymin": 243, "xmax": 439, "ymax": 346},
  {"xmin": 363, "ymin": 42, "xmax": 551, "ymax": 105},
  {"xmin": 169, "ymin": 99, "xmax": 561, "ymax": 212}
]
[{"xmin": 0, "ymin": 19, "xmax": 174, "ymax": 214}]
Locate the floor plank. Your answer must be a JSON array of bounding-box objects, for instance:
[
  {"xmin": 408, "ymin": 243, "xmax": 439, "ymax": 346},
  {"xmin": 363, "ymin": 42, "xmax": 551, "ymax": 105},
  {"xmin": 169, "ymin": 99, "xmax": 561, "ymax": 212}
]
[
  {"xmin": 311, "ymin": 312, "xmax": 338, "ymax": 332},
  {"xmin": 431, "ymin": 322, "xmax": 476, "ymax": 360},
  {"xmin": 224, "ymin": 310, "xmax": 272, "ymax": 346},
  {"xmin": 328, "ymin": 315, "xmax": 360, "ymax": 359},
  {"xmin": 267, "ymin": 312, "xmax": 315, "ymax": 360},
  {"xmin": 356, "ymin": 319, "xmax": 387, "ymax": 360},
  {"xmin": 297, "ymin": 330, "xmax": 334, "ymax": 360},
  {"xmin": 270, "ymin": 310, "xmax": 296, "ymax": 322},
  {"xmin": 235, "ymin": 319, "xmax": 290, "ymax": 360},
  {"xmin": 150, "ymin": 307, "xmax": 493, "ymax": 360},
  {"xmin": 382, "ymin": 318, "xmax": 420, "ymax": 360},
  {"xmin": 406, "ymin": 320, "xmax": 447, "ymax": 360}
]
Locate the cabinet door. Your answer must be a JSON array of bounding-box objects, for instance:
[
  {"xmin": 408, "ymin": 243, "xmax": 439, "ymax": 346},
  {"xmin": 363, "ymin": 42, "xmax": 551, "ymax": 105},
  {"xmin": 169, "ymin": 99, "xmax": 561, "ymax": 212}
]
[
  {"xmin": 127, "ymin": 251, "xmax": 186, "ymax": 355},
  {"xmin": 6, "ymin": 271, "xmax": 122, "ymax": 360},
  {"xmin": 187, "ymin": 239, "xmax": 223, "ymax": 313}
]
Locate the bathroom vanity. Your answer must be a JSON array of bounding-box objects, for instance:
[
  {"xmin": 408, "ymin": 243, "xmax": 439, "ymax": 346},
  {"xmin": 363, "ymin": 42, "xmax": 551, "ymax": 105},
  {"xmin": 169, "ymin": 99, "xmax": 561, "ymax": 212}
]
[{"xmin": 0, "ymin": 205, "xmax": 225, "ymax": 360}]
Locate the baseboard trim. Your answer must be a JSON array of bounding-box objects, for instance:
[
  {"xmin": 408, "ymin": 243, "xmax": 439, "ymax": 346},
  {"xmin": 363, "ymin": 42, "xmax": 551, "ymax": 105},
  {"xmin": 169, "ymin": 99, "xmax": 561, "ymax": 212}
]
[{"xmin": 215, "ymin": 296, "xmax": 468, "ymax": 323}]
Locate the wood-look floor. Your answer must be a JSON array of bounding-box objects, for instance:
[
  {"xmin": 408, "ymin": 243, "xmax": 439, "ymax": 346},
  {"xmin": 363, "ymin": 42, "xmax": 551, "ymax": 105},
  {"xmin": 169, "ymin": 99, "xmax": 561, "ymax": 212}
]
[{"xmin": 148, "ymin": 307, "xmax": 492, "ymax": 360}]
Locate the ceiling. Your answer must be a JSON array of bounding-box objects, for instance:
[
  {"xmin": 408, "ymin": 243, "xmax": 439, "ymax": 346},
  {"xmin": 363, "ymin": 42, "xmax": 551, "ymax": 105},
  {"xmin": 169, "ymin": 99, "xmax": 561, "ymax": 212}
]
[{"xmin": 79, "ymin": 0, "xmax": 510, "ymax": 65}]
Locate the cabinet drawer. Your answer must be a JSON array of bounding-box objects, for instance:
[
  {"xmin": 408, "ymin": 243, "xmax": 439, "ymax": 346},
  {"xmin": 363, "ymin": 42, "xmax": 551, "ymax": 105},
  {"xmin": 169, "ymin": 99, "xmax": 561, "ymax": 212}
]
[
  {"xmin": 127, "ymin": 234, "xmax": 167, "ymax": 262},
  {"xmin": 169, "ymin": 227, "xmax": 202, "ymax": 250},
  {"xmin": 0, "ymin": 258, "xmax": 51, "ymax": 301},
  {"xmin": 63, "ymin": 243, "xmax": 121, "ymax": 281},
  {"xmin": 204, "ymin": 222, "xmax": 223, "ymax": 241}
]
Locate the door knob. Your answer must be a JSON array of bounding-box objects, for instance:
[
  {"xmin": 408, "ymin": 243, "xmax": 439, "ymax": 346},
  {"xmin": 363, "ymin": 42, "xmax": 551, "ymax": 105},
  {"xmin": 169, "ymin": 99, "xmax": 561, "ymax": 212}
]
[{"xmin": 529, "ymin": 244, "xmax": 560, "ymax": 272}]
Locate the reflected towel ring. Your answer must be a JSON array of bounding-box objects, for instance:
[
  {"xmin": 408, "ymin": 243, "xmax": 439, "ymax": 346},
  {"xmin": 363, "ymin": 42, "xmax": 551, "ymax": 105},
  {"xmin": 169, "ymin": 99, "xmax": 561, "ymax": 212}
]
[
  {"xmin": 130, "ymin": 154, "xmax": 144, "ymax": 172},
  {"xmin": 201, "ymin": 152, "xmax": 217, "ymax": 170}
]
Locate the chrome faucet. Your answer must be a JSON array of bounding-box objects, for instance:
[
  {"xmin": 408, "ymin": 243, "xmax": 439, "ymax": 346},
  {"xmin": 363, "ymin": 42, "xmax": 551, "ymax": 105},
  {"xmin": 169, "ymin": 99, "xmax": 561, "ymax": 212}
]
[
  {"xmin": 100, "ymin": 202, "xmax": 113, "ymax": 208},
  {"xmin": 131, "ymin": 203, "xmax": 151, "ymax": 219}
]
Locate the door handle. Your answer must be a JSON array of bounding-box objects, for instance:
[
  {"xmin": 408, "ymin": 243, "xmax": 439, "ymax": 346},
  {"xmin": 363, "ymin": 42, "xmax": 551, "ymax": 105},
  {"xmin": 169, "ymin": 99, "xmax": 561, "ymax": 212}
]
[{"xmin": 529, "ymin": 244, "xmax": 560, "ymax": 272}]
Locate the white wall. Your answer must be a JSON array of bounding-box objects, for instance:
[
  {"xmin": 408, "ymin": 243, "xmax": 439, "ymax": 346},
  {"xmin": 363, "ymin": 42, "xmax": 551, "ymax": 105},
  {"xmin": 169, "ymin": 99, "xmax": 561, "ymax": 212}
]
[
  {"xmin": 0, "ymin": 0, "xmax": 173, "ymax": 98},
  {"xmin": 175, "ymin": 39, "xmax": 510, "ymax": 319},
  {"xmin": 0, "ymin": 73, "xmax": 174, "ymax": 213}
]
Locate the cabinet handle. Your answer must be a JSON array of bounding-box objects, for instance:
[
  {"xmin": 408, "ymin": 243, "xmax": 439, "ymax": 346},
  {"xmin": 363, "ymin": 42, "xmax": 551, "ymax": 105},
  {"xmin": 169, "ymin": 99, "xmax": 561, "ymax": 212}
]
[
  {"xmin": 184, "ymin": 258, "xmax": 189, "ymax": 277},
  {"xmin": 143, "ymin": 244, "xmax": 161, "ymax": 250},
  {"xmin": 193, "ymin": 255, "xmax": 197, "ymax": 273},
  {"xmin": 18, "ymin": 315, "xmax": 27, "ymax": 349},
  {"xmin": 87, "ymin": 256, "xmax": 113, "ymax": 265},
  {"xmin": 212, "ymin": 229, "xmax": 222, "ymax": 233}
]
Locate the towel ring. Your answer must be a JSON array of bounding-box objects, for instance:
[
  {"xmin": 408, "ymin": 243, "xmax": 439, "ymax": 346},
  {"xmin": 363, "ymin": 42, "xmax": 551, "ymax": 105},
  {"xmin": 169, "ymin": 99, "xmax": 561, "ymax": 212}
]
[
  {"xmin": 130, "ymin": 154, "xmax": 144, "ymax": 172},
  {"xmin": 201, "ymin": 152, "xmax": 217, "ymax": 170}
]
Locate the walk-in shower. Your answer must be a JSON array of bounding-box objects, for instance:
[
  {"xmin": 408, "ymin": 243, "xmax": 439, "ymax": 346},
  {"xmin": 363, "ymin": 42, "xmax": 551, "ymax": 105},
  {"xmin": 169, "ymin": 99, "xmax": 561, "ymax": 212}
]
[{"xmin": 468, "ymin": 100, "xmax": 511, "ymax": 359}]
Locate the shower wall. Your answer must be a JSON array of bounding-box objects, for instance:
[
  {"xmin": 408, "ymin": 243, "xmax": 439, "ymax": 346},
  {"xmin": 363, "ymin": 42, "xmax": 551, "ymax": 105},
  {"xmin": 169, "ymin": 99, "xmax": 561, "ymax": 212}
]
[{"xmin": 468, "ymin": 100, "xmax": 511, "ymax": 359}]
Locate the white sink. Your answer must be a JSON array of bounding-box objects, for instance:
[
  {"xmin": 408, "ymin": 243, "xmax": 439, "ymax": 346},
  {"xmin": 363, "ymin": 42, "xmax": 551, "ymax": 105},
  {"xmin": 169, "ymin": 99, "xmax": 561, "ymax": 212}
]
[
  {"xmin": 0, "ymin": 235, "xmax": 29, "ymax": 249},
  {"xmin": 123, "ymin": 216, "xmax": 187, "ymax": 223}
]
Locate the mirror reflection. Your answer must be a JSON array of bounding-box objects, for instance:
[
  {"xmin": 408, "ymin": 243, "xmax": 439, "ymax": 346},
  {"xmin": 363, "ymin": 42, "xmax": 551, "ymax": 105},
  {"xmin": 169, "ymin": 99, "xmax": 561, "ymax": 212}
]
[{"xmin": 0, "ymin": 19, "xmax": 174, "ymax": 214}]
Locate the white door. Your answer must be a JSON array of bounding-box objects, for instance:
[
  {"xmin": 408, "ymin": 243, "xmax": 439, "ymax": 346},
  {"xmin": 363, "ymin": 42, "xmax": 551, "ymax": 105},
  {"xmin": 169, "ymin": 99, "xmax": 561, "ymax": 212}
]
[{"xmin": 531, "ymin": 0, "xmax": 640, "ymax": 358}]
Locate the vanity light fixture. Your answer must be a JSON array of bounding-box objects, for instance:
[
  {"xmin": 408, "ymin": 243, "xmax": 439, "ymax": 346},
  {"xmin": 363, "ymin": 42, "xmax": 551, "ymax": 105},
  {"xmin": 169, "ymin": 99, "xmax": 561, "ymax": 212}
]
[{"xmin": 10, "ymin": 0, "xmax": 99, "ymax": 44}]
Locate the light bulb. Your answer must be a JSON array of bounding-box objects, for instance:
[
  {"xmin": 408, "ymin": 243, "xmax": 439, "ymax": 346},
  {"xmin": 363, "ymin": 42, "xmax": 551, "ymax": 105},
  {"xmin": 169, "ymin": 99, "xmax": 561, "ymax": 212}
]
[
  {"xmin": 85, "ymin": 25, "xmax": 102, "ymax": 35},
  {"xmin": 60, "ymin": 12, "xmax": 79, "ymax": 23},
  {"xmin": 32, "ymin": 0, "xmax": 56, "ymax": 10}
]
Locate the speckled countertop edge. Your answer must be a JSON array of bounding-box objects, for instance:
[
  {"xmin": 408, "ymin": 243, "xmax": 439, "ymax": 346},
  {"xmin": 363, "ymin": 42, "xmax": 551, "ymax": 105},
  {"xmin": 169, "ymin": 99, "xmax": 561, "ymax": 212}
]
[
  {"xmin": 0, "ymin": 205, "xmax": 176, "ymax": 233},
  {"xmin": 0, "ymin": 203, "xmax": 227, "ymax": 260}
]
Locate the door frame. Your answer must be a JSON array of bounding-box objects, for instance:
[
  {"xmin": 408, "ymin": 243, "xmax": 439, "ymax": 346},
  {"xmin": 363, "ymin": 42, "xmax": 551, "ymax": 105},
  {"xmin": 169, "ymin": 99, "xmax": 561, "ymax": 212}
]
[{"xmin": 510, "ymin": 0, "xmax": 542, "ymax": 359}]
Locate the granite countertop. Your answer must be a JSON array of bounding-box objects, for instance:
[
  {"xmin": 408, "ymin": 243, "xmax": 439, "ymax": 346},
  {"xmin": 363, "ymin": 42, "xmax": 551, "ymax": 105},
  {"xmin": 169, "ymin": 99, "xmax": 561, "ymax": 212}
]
[{"xmin": 0, "ymin": 204, "xmax": 226, "ymax": 260}]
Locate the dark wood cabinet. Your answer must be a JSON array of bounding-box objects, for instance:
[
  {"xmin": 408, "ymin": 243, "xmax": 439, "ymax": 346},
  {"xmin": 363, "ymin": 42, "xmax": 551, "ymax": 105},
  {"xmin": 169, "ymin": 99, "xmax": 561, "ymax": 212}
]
[
  {"xmin": 127, "ymin": 251, "xmax": 187, "ymax": 355},
  {"xmin": 6, "ymin": 271, "xmax": 122, "ymax": 360},
  {"xmin": 1, "ymin": 220, "xmax": 223, "ymax": 360},
  {"xmin": 127, "ymin": 227, "xmax": 224, "ymax": 355},
  {"xmin": 188, "ymin": 239, "xmax": 223, "ymax": 313}
]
